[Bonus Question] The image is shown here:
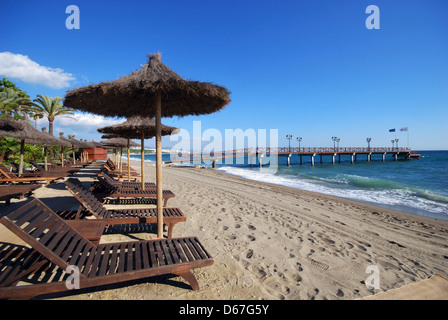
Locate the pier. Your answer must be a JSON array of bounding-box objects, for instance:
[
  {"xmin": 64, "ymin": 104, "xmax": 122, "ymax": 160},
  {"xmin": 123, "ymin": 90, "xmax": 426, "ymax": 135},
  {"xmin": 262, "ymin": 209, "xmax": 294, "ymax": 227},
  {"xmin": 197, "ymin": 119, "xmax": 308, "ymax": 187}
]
[{"xmin": 172, "ymin": 147, "xmax": 420, "ymax": 166}]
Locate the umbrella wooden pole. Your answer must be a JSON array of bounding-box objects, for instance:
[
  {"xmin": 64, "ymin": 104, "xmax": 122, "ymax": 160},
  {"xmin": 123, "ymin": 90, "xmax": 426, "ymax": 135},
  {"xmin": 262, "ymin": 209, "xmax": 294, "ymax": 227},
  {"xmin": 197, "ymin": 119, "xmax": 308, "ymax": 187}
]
[
  {"xmin": 61, "ymin": 146, "xmax": 65, "ymax": 167},
  {"xmin": 127, "ymin": 138, "xmax": 131, "ymax": 182},
  {"xmin": 119, "ymin": 147, "xmax": 123, "ymax": 173},
  {"xmin": 19, "ymin": 139, "xmax": 25, "ymax": 177},
  {"xmin": 141, "ymin": 131, "xmax": 145, "ymax": 190},
  {"xmin": 155, "ymin": 91, "xmax": 163, "ymax": 238},
  {"xmin": 44, "ymin": 147, "xmax": 48, "ymax": 171}
]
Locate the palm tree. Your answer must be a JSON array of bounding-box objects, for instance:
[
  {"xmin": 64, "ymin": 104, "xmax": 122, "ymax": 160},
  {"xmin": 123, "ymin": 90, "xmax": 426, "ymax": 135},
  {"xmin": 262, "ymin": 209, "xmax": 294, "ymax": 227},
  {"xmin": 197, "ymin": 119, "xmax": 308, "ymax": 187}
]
[
  {"xmin": 33, "ymin": 95, "xmax": 76, "ymax": 135},
  {"xmin": 0, "ymin": 88, "xmax": 36, "ymax": 118}
]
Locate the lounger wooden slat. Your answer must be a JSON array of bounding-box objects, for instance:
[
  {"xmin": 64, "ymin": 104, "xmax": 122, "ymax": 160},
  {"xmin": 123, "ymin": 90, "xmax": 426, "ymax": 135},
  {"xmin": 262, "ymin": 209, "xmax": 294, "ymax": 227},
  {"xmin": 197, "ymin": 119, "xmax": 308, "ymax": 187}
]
[
  {"xmin": 53, "ymin": 229, "xmax": 78, "ymax": 257},
  {"xmin": 88, "ymin": 245, "xmax": 105, "ymax": 277},
  {"xmin": 154, "ymin": 241, "xmax": 165, "ymax": 266},
  {"xmin": 61, "ymin": 233, "xmax": 84, "ymax": 262},
  {"xmin": 126, "ymin": 242, "xmax": 134, "ymax": 272},
  {"xmin": 98, "ymin": 244, "xmax": 112, "ymax": 277},
  {"xmin": 118, "ymin": 243, "xmax": 127, "ymax": 274},
  {"xmin": 68, "ymin": 238, "xmax": 89, "ymax": 266},
  {"xmin": 177, "ymin": 238, "xmax": 193, "ymax": 262},
  {"xmin": 141, "ymin": 241, "xmax": 150, "ymax": 269},
  {"xmin": 170, "ymin": 239, "xmax": 187, "ymax": 263},
  {"xmin": 148, "ymin": 242, "xmax": 157, "ymax": 268},
  {"xmin": 108, "ymin": 243, "xmax": 120, "ymax": 275},
  {"xmin": 166, "ymin": 239, "xmax": 180, "ymax": 264},
  {"xmin": 15, "ymin": 205, "xmax": 44, "ymax": 228},
  {"xmin": 134, "ymin": 242, "xmax": 142, "ymax": 271},
  {"xmin": 45, "ymin": 224, "xmax": 72, "ymax": 254},
  {"xmin": 82, "ymin": 245, "xmax": 98, "ymax": 277},
  {"xmin": 161, "ymin": 240, "xmax": 173, "ymax": 265}
]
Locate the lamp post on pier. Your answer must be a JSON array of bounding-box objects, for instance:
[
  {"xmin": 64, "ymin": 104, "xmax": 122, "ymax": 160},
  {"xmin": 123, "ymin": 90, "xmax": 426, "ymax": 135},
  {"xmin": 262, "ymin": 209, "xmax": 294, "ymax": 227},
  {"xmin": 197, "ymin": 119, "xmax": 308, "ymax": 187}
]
[
  {"xmin": 332, "ymin": 136, "xmax": 338, "ymax": 152},
  {"xmin": 366, "ymin": 138, "xmax": 372, "ymax": 151},
  {"xmin": 297, "ymin": 137, "xmax": 302, "ymax": 152},
  {"xmin": 391, "ymin": 139, "xmax": 395, "ymax": 150},
  {"xmin": 395, "ymin": 138, "xmax": 399, "ymax": 151},
  {"xmin": 286, "ymin": 134, "xmax": 292, "ymax": 153}
]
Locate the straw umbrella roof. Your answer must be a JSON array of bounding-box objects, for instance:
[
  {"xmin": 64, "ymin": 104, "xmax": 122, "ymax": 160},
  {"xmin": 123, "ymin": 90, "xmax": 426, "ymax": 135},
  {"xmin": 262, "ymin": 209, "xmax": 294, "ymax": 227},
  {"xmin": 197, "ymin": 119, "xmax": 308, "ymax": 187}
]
[
  {"xmin": 101, "ymin": 137, "xmax": 140, "ymax": 148},
  {"xmin": 58, "ymin": 133, "xmax": 94, "ymax": 148},
  {"xmin": 27, "ymin": 128, "xmax": 71, "ymax": 147},
  {"xmin": 97, "ymin": 116, "xmax": 179, "ymax": 139},
  {"xmin": 89, "ymin": 140, "xmax": 106, "ymax": 148},
  {"xmin": 0, "ymin": 118, "xmax": 24, "ymax": 131},
  {"xmin": 64, "ymin": 53, "xmax": 231, "ymax": 118},
  {"xmin": 0, "ymin": 119, "xmax": 65, "ymax": 145}
]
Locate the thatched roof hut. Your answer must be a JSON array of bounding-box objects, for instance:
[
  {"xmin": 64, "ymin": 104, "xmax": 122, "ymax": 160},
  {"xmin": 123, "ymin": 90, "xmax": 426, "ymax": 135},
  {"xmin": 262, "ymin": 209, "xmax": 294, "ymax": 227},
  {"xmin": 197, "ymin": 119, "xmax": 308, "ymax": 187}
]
[{"xmin": 64, "ymin": 53, "xmax": 231, "ymax": 118}]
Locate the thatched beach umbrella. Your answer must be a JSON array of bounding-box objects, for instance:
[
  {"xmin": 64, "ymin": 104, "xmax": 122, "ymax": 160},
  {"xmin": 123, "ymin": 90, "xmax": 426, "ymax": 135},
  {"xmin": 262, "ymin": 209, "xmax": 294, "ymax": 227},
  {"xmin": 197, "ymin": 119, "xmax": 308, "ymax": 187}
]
[
  {"xmin": 27, "ymin": 128, "xmax": 72, "ymax": 170},
  {"xmin": 65, "ymin": 53, "xmax": 231, "ymax": 238},
  {"xmin": 98, "ymin": 116, "xmax": 179, "ymax": 187},
  {"xmin": 0, "ymin": 119, "xmax": 67, "ymax": 176}
]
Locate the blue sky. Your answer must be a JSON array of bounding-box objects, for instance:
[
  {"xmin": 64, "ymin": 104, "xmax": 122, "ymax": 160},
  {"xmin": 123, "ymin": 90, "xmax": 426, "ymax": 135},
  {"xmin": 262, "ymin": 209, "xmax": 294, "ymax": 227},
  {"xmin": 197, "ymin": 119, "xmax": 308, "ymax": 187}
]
[{"xmin": 1, "ymin": 0, "xmax": 447, "ymax": 150}]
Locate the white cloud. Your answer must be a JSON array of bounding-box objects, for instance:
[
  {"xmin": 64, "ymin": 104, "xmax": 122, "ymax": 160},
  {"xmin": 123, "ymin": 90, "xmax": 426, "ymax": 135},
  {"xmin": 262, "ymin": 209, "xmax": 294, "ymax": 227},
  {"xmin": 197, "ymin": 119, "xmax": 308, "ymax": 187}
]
[
  {"xmin": 36, "ymin": 113, "xmax": 124, "ymax": 137},
  {"xmin": 0, "ymin": 52, "xmax": 75, "ymax": 89}
]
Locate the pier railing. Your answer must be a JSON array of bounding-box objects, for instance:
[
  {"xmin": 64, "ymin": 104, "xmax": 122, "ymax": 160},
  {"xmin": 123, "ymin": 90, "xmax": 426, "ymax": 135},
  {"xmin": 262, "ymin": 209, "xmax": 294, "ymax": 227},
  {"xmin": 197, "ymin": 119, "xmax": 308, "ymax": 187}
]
[{"xmin": 171, "ymin": 147, "xmax": 412, "ymax": 162}]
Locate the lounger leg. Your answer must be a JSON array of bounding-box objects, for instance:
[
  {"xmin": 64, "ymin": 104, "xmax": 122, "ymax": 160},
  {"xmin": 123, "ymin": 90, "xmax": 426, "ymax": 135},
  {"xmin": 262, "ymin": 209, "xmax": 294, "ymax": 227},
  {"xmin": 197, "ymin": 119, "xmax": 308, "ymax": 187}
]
[
  {"xmin": 167, "ymin": 223, "xmax": 173, "ymax": 238},
  {"xmin": 175, "ymin": 270, "xmax": 199, "ymax": 291}
]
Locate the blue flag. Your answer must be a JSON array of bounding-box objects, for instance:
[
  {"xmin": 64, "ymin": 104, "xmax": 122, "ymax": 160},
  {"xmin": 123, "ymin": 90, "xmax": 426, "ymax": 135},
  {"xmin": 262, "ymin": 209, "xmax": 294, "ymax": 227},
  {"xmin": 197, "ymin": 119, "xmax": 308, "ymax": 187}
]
[{"xmin": 389, "ymin": 129, "xmax": 396, "ymax": 132}]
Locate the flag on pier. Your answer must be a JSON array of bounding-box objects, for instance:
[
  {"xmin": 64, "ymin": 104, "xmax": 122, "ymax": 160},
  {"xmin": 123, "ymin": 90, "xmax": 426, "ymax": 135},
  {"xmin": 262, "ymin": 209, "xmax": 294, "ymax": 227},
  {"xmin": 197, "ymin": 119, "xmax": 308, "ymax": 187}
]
[
  {"xmin": 400, "ymin": 127, "xmax": 408, "ymax": 132},
  {"xmin": 389, "ymin": 129, "xmax": 396, "ymax": 132}
]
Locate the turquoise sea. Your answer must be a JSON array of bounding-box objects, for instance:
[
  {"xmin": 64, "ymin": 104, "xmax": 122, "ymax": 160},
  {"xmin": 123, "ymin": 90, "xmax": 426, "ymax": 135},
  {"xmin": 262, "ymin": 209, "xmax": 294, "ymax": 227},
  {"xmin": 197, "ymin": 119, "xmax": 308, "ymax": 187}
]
[{"xmin": 130, "ymin": 150, "xmax": 448, "ymax": 221}]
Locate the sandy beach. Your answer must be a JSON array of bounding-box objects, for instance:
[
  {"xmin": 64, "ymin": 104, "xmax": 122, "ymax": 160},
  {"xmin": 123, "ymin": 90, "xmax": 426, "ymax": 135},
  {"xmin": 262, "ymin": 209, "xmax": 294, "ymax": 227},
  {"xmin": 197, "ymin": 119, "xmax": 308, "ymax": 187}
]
[{"xmin": 1, "ymin": 159, "xmax": 447, "ymax": 300}]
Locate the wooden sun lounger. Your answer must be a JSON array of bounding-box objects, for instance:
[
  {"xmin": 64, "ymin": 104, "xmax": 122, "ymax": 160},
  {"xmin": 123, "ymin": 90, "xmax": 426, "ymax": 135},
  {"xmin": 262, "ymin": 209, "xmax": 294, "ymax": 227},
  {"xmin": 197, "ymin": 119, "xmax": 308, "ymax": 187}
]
[
  {"xmin": 65, "ymin": 178, "xmax": 186, "ymax": 238},
  {"xmin": 0, "ymin": 164, "xmax": 65, "ymax": 185},
  {"xmin": 92, "ymin": 176, "xmax": 175, "ymax": 206},
  {"xmin": 101, "ymin": 165, "xmax": 141, "ymax": 182},
  {"xmin": 30, "ymin": 161, "xmax": 79, "ymax": 175},
  {"xmin": 47, "ymin": 159, "xmax": 86, "ymax": 168},
  {"xmin": 0, "ymin": 199, "xmax": 213, "ymax": 299},
  {"xmin": 106, "ymin": 159, "xmax": 134, "ymax": 171},
  {"xmin": 100, "ymin": 171, "xmax": 156, "ymax": 190},
  {"xmin": 0, "ymin": 184, "xmax": 42, "ymax": 205}
]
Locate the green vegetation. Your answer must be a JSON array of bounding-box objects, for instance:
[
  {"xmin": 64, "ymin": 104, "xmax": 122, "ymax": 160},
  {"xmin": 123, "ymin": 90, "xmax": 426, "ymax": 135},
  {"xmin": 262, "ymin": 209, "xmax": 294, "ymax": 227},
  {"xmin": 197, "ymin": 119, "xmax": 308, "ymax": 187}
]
[{"xmin": 0, "ymin": 78, "xmax": 77, "ymax": 170}]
